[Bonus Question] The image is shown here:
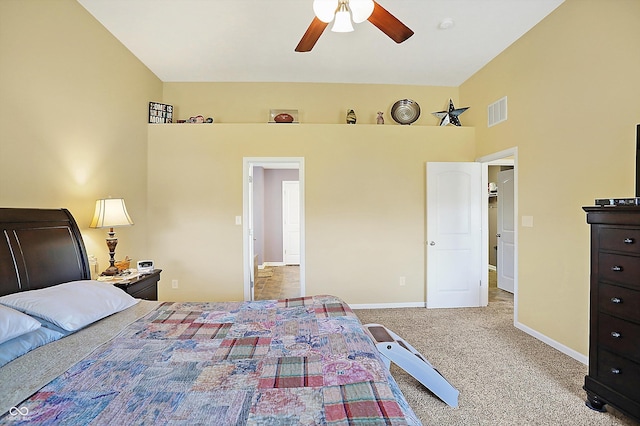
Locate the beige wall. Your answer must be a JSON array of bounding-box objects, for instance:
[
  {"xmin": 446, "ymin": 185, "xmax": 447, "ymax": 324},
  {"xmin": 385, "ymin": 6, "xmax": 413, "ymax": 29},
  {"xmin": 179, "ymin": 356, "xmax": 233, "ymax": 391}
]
[
  {"xmin": 0, "ymin": 0, "xmax": 162, "ymax": 268},
  {"xmin": 148, "ymin": 124, "xmax": 475, "ymax": 303},
  {"xmin": 461, "ymin": 0, "xmax": 640, "ymax": 355},
  {"xmin": 154, "ymin": 82, "xmax": 467, "ymax": 304}
]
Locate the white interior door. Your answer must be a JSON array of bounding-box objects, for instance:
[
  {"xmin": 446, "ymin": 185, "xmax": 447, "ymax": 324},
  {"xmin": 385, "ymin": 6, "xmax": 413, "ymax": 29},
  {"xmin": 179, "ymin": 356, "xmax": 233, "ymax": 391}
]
[
  {"xmin": 497, "ymin": 169, "xmax": 515, "ymax": 293},
  {"xmin": 282, "ymin": 181, "xmax": 300, "ymax": 265},
  {"xmin": 248, "ymin": 167, "xmax": 255, "ymax": 300},
  {"xmin": 427, "ymin": 162, "xmax": 482, "ymax": 308}
]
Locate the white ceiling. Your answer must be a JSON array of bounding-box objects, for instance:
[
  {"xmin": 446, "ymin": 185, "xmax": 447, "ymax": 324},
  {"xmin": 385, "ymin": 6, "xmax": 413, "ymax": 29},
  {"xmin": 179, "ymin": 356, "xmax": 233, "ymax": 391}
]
[{"xmin": 77, "ymin": 0, "xmax": 565, "ymax": 87}]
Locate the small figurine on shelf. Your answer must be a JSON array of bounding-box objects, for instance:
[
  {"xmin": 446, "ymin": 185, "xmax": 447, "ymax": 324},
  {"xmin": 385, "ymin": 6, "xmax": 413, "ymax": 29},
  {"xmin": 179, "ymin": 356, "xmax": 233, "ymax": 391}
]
[
  {"xmin": 346, "ymin": 109, "xmax": 357, "ymax": 124},
  {"xmin": 377, "ymin": 111, "xmax": 384, "ymax": 124}
]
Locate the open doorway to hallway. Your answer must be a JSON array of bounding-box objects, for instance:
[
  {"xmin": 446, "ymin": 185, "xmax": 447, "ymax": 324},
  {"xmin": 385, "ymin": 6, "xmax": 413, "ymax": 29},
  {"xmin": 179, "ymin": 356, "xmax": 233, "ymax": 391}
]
[
  {"xmin": 488, "ymin": 164, "xmax": 514, "ymax": 301},
  {"xmin": 243, "ymin": 158, "xmax": 305, "ymax": 301},
  {"xmin": 480, "ymin": 149, "xmax": 517, "ymax": 317}
]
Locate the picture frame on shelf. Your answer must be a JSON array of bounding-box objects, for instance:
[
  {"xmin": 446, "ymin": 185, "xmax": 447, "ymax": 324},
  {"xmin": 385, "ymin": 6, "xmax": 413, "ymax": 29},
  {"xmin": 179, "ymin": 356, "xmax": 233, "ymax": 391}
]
[{"xmin": 149, "ymin": 102, "xmax": 173, "ymax": 123}]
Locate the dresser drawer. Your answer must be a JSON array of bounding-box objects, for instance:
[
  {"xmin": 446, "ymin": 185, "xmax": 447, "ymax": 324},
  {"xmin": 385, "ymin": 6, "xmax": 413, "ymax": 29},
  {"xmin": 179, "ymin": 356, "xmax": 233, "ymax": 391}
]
[
  {"xmin": 598, "ymin": 314, "xmax": 640, "ymax": 359},
  {"xmin": 600, "ymin": 228, "xmax": 640, "ymax": 254},
  {"xmin": 597, "ymin": 349, "xmax": 640, "ymax": 398},
  {"xmin": 599, "ymin": 283, "xmax": 640, "ymax": 322},
  {"xmin": 599, "ymin": 253, "xmax": 640, "ymax": 287}
]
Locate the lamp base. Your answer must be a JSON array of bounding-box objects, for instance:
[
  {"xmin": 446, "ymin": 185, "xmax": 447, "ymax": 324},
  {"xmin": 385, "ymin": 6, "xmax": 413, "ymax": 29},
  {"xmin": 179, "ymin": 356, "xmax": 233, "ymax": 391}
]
[
  {"xmin": 102, "ymin": 233, "xmax": 120, "ymax": 276},
  {"xmin": 101, "ymin": 265, "xmax": 120, "ymax": 276}
]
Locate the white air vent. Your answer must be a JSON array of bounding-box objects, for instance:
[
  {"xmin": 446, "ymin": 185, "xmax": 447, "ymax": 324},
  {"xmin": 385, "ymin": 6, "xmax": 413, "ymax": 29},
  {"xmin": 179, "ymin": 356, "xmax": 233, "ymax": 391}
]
[{"xmin": 487, "ymin": 96, "xmax": 507, "ymax": 127}]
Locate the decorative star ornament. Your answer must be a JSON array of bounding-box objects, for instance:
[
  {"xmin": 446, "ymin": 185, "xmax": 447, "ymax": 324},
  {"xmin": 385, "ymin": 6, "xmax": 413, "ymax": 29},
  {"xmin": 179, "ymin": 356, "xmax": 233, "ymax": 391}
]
[{"xmin": 432, "ymin": 99, "xmax": 470, "ymax": 126}]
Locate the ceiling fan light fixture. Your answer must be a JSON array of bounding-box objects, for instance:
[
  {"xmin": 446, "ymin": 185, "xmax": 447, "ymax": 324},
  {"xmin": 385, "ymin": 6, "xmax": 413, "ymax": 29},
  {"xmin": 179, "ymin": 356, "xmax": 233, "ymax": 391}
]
[
  {"xmin": 350, "ymin": 0, "xmax": 374, "ymax": 23},
  {"xmin": 331, "ymin": 3, "xmax": 354, "ymax": 32},
  {"xmin": 313, "ymin": 0, "xmax": 339, "ymax": 23},
  {"xmin": 297, "ymin": 0, "xmax": 412, "ymax": 52}
]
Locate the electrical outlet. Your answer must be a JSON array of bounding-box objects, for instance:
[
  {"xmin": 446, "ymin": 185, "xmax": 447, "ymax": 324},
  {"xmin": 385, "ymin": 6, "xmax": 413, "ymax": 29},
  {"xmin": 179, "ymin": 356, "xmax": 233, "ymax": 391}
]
[
  {"xmin": 172, "ymin": 279, "xmax": 178, "ymax": 289},
  {"xmin": 399, "ymin": 276, "xmax": 406, "ymax": 286}
]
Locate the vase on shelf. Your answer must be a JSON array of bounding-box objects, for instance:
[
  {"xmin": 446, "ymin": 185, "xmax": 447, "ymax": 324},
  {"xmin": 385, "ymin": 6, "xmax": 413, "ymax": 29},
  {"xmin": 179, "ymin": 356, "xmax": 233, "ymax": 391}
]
[{"xmin": 346, "ymin": 109, "xmax": 356, "ymax": 124}]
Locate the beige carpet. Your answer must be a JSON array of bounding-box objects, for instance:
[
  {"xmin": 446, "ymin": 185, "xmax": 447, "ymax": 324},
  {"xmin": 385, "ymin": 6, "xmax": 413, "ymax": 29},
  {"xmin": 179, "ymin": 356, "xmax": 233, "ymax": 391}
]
[{"xmin": 354, "ymin": 291, "xmax": 637, "ymax": 426}]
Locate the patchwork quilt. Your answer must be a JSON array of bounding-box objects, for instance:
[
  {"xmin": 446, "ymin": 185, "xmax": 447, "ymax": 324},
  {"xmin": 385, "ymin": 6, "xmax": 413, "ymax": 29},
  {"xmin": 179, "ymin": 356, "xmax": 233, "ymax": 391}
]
[{"xmin": 3, "ymin": 295, "xmax": 420, "ymax": 425}]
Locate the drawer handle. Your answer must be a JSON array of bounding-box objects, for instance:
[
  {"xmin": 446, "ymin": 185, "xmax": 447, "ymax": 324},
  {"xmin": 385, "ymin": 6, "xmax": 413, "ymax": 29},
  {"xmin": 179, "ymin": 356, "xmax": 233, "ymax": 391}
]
[
  {"xmin": 611, "ymin": 331, "xmax": 621, "ymax": 338},
  {"xmin": 624, "ymin": 238, "xmax": 635, "ymax": 244},
  {"xmin": 610, "ymin": 368, "xmax": 621, "ymax": 375},
  {"xmin": 611, "ymin": 265, "xmax": 623, "ymax": 272},
  {"xmin": 611, "ymin": 297, "xmax": 623, "ymax": 304}
]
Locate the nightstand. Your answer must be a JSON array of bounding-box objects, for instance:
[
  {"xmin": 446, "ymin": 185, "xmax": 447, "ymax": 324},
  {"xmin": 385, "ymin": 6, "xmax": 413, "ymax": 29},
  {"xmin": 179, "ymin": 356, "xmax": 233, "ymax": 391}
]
[{"xmin": 114, "ymin": 269, "xmax": 162, "ymax": 301}]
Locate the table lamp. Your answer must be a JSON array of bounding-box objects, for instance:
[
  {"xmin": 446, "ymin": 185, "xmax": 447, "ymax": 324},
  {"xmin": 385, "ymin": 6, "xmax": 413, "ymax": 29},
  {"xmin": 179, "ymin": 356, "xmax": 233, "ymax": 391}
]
[{"xmin": 90, "ymin": 198, "xmax": 134, "ymax": 276}]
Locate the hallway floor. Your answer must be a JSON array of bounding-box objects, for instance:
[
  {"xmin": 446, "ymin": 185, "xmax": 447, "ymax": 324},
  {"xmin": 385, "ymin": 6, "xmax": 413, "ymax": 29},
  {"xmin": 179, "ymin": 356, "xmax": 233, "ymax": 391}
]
[{"xmin": 254, "ymin": 265, "xmax": 300, "ymax": 300}]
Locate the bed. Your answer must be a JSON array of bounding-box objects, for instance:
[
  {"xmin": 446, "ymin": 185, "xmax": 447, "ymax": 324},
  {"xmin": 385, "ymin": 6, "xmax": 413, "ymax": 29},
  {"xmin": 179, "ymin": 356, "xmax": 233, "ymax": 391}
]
[{"xmin": 0, "ymin": 208, "xmax": 421, "ymax": 425}]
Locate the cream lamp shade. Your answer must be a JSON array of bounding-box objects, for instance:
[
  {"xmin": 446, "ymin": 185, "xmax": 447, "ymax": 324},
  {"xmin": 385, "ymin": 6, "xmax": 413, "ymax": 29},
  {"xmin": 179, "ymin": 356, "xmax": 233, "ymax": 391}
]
[
  {"xmin": 90, "ymin": 198, "xmax": 134, "ymax": 228},
  {"xmin": 90, "ymin": 198, "xmax": 133, "ymax": 276}
]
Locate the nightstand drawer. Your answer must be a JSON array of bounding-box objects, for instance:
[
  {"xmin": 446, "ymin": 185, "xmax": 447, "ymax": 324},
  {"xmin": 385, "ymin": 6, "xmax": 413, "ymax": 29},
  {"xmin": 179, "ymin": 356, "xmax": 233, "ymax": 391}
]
[
  {"xmin": 599, "ymin": 283, "xmax": 640, "ymax": 322},
  {"xmin": 600, "ymin": 228, "xmax": 640, "ymax": 254},
  {"xmin": 121, "ymin": 279, "xmax": 157, "ymax": 300},
  {"xmin": 114, "ymin": 269, "xmax": 161, "ymax": 301},
  {"xmin": 599, "ymin": 253, "xmax": 640, "ymax": 287},
  {"xmin": 598, "ymin": 314, "xmax": 640, "ymax": 359}
]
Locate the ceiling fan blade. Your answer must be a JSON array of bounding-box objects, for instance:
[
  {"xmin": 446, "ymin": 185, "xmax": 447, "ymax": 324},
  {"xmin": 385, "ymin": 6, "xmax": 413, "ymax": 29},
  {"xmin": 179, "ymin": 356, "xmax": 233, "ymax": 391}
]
[
  {"xmin": 368, "ymin": 1, "xmax": 414, "ymax": 44},
  {"xmin": 295, "ymin": 17, "xmax": 329, "ymax": 52}
]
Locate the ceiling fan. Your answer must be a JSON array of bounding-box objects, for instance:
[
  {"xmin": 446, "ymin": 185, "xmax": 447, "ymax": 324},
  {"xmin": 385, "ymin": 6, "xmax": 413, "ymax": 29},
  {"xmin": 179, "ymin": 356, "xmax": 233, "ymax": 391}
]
[{"xmin": 295, "ymin": 0, "xmax": 414, "ymax": 52}]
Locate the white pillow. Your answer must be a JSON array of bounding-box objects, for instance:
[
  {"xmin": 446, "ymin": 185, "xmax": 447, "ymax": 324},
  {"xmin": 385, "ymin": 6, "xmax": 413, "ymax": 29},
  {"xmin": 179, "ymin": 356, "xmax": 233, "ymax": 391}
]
[
  {"xmin": 0, "ymin": 304, "xmax": 41, "ymax": 345},
  {"xmin": 0, "ymin": 281, "xmax": 138, "ymax": 332}
]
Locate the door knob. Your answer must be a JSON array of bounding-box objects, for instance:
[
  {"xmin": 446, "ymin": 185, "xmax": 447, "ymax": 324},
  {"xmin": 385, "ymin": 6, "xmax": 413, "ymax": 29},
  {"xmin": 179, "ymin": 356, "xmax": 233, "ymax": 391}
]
[
  {"xmin": 429, "ymin": 241, "xmax": 436, "ymax": 246},
  {"xmin": 496, "ymin": 233, "xmax": 501, "ymax": 238}
]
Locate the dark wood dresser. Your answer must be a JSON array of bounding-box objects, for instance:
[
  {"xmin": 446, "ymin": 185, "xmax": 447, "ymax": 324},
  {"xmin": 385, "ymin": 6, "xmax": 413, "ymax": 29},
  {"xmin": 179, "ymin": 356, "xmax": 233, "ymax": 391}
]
[{"xmin": 583, "ymin": 206, "xmax": 640, "ymax": 422}]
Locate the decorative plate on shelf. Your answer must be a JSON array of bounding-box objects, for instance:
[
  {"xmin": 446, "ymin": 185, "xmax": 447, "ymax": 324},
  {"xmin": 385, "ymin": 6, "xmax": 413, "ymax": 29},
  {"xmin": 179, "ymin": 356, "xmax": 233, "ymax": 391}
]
[{"xmin": 391, "ymin": 99, "xmax": 420, "ymax": 125}]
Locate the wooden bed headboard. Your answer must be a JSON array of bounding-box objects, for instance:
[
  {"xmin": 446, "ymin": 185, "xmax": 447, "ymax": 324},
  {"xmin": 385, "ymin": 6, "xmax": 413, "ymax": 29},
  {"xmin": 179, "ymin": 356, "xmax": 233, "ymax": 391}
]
[{"xmin": 0, "ymin": 208, "xmax": 90, "ymax": 297}]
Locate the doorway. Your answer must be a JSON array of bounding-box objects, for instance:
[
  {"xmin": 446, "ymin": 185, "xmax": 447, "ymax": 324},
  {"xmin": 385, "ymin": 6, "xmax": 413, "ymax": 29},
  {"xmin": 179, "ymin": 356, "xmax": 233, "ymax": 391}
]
[
  {"xmin": 479, "ymin": 148, "xmax": 518, "ymax": 322},
  {"xmin": 243, "ymin": 157, "xmax": 305, "ymax": 301}
]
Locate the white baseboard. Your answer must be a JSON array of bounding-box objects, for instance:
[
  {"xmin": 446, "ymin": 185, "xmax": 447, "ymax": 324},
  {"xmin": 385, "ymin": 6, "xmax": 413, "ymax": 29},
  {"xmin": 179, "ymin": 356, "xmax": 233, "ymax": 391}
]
[
  {"xmin": 515, "ymin": 321, "xmax": 588, "ymax": 365},
  {"xmin": 263, "ymin": 262, "xmax": 284, "ymax": 268},
  {"xmin": 350, "ymin": 302, "xmax": 427, "ymax": 310}
]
